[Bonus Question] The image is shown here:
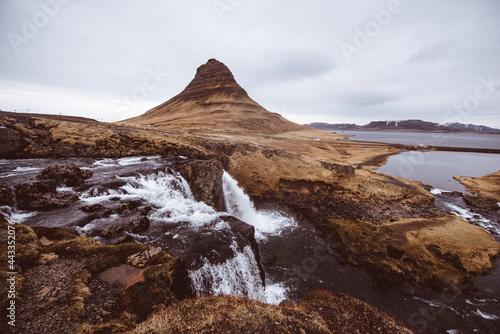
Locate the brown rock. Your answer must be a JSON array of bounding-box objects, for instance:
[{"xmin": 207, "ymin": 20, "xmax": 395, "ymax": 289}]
[
  {"xmin": 38, "ymin": 236, "xmax": 53, "ymax": 246},
  {"xmin": 127, "ymin": 246, "xmax": 163, "ymax": 267},
  {"xmin": 38, "ymin": 253, "xmax": 59, "ymax": 265},
  {"xmin": 177, "ymin": 159, "xmax": 226, "ymax": 211},
  {"xmin": 37, "ymin": 163, "xmax": 93, "ymax": 187},
  {"xmin": 129, "ymin": 216, "xmax": 150, "ymax": 233}
]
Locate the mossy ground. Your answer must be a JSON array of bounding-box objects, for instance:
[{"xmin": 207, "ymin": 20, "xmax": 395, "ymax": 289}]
[{"xmin": 131, "ymin": 290, "xmax": 414, "ymax": 334}]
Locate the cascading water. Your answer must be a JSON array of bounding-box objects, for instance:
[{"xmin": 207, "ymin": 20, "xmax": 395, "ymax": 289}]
[
  {"xmin": 188, "ymin": 243, "xmax": 266, "ymax": 302},
  {"xmin": 222, "ymin": 171, "xmax": 297, "ymax": 241},
  {"xmin": 79, "ymin": 164, "xmax": 292, "ymax": 304}
]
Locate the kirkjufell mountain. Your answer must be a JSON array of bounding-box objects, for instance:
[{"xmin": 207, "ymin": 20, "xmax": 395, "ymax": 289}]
[{"xmin": 119, "ymin": 59, "xmax": 306, "ymax": 135}]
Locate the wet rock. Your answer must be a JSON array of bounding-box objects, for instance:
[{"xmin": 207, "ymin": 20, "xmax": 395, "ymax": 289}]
[
  {"xmin": 15, "ymin": 182, "xmax": 79, "ymax": 211},
  {"xmin": 99, "ymin": 225, "xmax": 123, "ymax": 239},
  {"xmin": 0, "ymin": 185, "xmax": 13, "ymax": 206},
  {"xmin": 107, "ymin": 234, "xmax": 135, "ymax": 245},
  {"xmin": 165, "ymin": 215, "xmax": 266, "ymax": 287},
  {"xmin": 129, "ymin": 216, "xmax": 150, "ymax": 233},
  {"xmin": 80, "ymin": 204, "xmax": 106, "ymax": 213},
  {"xmin": 37, "ymin": 163, "xmax": 93, "ymax": 187},
  {"xmin": 127, "ymin": 246, "xmax": 163, "ymax": 267},
  {"xmin": 399, "ymin": 281, "xmax": 415, "ymax": 295},
  {"xmin": 176, "ymin": 159, "xmax": 226, "ymax": 211},
  {"xmin": 116, "ymin": 200, "xmax": 143, "ymax": 215}
]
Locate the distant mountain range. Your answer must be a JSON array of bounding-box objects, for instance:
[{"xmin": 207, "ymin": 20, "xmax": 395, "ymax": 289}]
[{"xmin": 304, "ymin": 119, "xmax": 500, "ymax": 134}]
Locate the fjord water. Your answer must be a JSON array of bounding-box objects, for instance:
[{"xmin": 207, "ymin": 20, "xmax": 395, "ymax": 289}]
[
  {"xmin": 340, "ymin": 130, "xmax": 500, "ymax": 149},
  {"xmin": 376, "ymin": 151, "xmax": 500, "ymax": 192},
  {"xmin": 1, "ymin": 156, "xmax": 500, "ymax": 333}
]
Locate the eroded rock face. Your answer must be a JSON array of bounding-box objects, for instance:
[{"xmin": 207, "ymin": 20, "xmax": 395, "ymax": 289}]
[
  {"xmin": 0, "ymin": 125, "xmax": 30, "ymax": 157},
  {"xmin": 37, "ymin": 164, "xmax": 93, "ymax": 187},
  {"xmin": 176, "ymin": 159, "xmax": 226, "ymax": 212}
]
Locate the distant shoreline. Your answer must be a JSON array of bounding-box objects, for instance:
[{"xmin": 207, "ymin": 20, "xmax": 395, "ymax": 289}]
[{"xmin": 328, "ymin": 128, "xmax": 500, "ymax": 135}]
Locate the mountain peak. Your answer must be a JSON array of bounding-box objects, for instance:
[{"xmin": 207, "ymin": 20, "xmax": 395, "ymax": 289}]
[
  {"xmin": 181, "ymin": 59, "xmax": 248, "ymax": 99},
  {"xmin": 118, "ymin": 59, "xmax": 305, "ymax": 135}
]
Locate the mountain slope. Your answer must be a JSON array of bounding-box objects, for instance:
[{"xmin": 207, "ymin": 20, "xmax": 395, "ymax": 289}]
[
  {"xmin": 305, "ymin": 119, "xmax": 500, "ymax": 133},
  {"xmin": 118, "ymin": 59, "xmax": 306, "ymax": 135}
]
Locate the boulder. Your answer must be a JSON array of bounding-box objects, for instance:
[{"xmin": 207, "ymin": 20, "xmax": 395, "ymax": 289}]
[
  {"xmin": 129, "ymin": 216, "xmax": 150, "ymax": 233},
  {"xmin": 37, "ymin": 163, "xmax": 93, "ymax": 187},
  {"xmin": 127, "ymin": 246, "xmax": 163, "ymax": 267},
  {"xmin": 14, "ymin": 182, "xmax": 79, "ymax": 211},
  {"xmin": 0, "ymin": 185, "xmax": 13, "ymax": 206},
  {"xmin": 99, "ymin": 225, "xmax": 123, "ymax": 239},
  {"xmin": 176, "ymin": 159, "xmax": 226, "ymax": 211}
]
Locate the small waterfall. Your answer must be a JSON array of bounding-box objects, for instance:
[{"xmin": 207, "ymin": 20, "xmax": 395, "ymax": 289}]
[
  {"xmin": 188, "ymin": 243, "xmax": 266, "ymax": 302},
  {"xmin": 222, "ymin": 171, "xmax": 296, "ymax": 241}
]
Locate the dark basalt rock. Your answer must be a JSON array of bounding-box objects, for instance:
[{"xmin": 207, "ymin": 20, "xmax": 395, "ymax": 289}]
[
  {"xmin": 129, "ymin": 216, "xmax": 150, "ymax": 233},
  {"xmin": 99, "ymin": 225, "xmax": 123, "ymax": 239},
  {"xmin": 159, "ymin": 215, "xmax": 265, "ymax": 287},
  {"xmin": 176, "ymin": 159, "xmax": 226, "ymax": 212},
  {"xmin": 37, "ymin": 164, "xmax": 93, "ymax": 187},
  {"xmin": 14, "ymin": 182, "xmax": 78, "ymax": 211},
  {"xmin": 0, "ymin": 185, "xmax": 13, "ymax": 206}
]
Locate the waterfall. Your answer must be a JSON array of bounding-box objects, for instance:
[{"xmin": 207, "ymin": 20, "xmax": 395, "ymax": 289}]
[
  {"xmin": 222, "ymin": 171, "xmax": 296, "ymax": 241},
  {"xmin": 188, "ymin": 243, "xmax": 266, "ymax": 302}
]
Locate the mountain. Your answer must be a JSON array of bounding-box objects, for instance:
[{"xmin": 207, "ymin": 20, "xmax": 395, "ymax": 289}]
[
  {"xmin": 443, "ymin": 122, "xmax": 500, "ymax": 134},
  {"xmin": 118, "ymin": 59, "xmax": 306, "ymax": 135},
  {"xmin": 303, "ymin": 122, "xmax": 359, "ymax": 131},
  {"xmin": 305, "ymin": 119, "xmax": 500, "ymax": 133}
]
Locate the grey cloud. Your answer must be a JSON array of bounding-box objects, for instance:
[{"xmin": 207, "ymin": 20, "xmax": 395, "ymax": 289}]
[
  {"xmin": 337, "ymin": 92, "xmax": 400, "ymax": 106},
  {"xmin": 409, "ymin": 39, "xmax": 456, "ymax": 63}
]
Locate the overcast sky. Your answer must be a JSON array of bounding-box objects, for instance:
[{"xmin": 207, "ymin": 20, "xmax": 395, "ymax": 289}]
[{"xmin": 1, "ymin": 0, "xmax": 499, "ymax": 127}]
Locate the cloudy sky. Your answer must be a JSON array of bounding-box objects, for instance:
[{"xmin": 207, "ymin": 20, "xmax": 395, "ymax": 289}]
[{"xmin": 1, "ymin": 0, "xmax": 499, "ymax": 127}]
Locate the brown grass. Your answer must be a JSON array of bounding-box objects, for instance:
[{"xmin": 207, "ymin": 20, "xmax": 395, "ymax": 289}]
[{"xmin": 130, "ymin": 291, "xmax": 414, "ymax": 334}]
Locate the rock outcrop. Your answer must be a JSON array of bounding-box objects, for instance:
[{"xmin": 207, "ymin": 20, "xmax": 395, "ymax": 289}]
[
  {"xmin": 37, "ymin": 164, "xmax": 93, "ymax": 187},
  {"xmin": 176, "ymin": 159, "xmax": 226, "ymax": 211}
]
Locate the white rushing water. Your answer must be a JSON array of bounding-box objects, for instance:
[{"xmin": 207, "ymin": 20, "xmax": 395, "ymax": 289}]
[
  {"xmin": 189, "ymin": 243, "xmax": 266, "ymax": 302},
  {"xmin": 81, "ymin": 169, "xmax": 219, "ymax": 227},
  {"xmin": 79, "ymin": 166, "xmax": 293, "ymax": 304},
  {"xmin": 222, "ymin": 171, "xmax": 297, "ymax": 241}
]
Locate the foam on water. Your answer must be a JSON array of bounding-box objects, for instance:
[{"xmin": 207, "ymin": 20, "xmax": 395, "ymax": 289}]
[
  {"xmin": 264, "ymin": 281, "xmax": 289, "ymax": 305},
  {"xmin": 222, "ymin": 171, "xmax": 296, "ymax": 241},
  {"xmin": 472, "ymin": 309, "xmax": 500, "ymax": 320},
  {"xmin": 445, "ymin": 203, "xmax": 499, "ymax": 235},
  {"xmin": 431, "ymin": 188, "xmax": 452, "ymax": 195},
  {"xmin": 0, "ymin": 206, "xmax": 38, "ymax": 224},
  {"xmin": 80, "ymin": 169, "xmax": 218, "ymax": 227}
]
